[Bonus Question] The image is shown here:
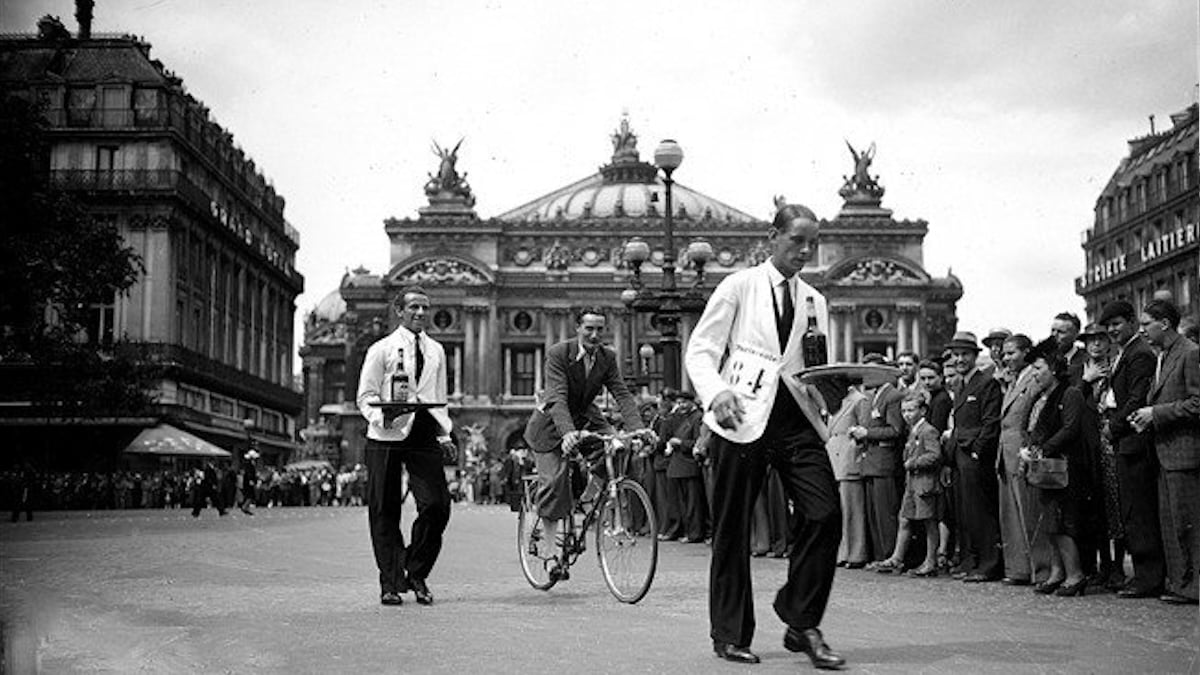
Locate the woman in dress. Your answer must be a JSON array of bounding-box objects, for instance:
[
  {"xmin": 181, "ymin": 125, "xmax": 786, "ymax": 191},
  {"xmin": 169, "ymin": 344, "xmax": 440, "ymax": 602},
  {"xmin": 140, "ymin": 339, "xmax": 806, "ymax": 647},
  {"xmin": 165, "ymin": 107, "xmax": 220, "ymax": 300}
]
[
  {"xmin": 824, "ymin": 374, "xmax": 871, "ymax": 568},
  {"xmin": 1078, "ymin": 323, "xmax": 1125, "ymax": 590},
  {"xmin": 1023, "ymin": 338, "xmax": 1096, "ymax": 597}
]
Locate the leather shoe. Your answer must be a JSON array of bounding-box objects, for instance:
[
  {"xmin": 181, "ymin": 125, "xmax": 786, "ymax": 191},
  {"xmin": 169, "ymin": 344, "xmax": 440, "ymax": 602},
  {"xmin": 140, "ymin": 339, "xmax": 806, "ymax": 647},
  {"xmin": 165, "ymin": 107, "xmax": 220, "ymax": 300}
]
[
  {"xmin": 1117, "ymin": 587, "xmax": 1159, "ymax": 599},
  {"xmin": 963, "ymin": 573, "xmax": 999, "ymax": 583},
  {"xmin": 713, "ymin": 641, "xmax": 760, "ymax": 664},
  {"xmin": 379, "ymin": 591, "xmax": 403, "ymax": 606},
  {"xmin": 844, "ymin": 561, "xmax": 867, "ymax": 570},
  {"xmin": 784, "ymin": 627, "xmax": 845, "ymax": 670},
  {"xmin": 1001, "ymin": 577, "xmax": 1030, "ymax": 586},
  {"xmin": 1160, "ymin": 593, "xmax": 1199, "ymax": 605},
  {"xmin": 410, "ymin": 577, "xmax": 433, "ymax": 605}
]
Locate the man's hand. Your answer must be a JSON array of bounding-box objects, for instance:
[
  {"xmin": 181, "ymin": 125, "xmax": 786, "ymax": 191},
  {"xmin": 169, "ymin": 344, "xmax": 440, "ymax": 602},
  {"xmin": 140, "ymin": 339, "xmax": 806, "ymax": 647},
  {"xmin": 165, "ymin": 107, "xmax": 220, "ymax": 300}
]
[
  {"xmin": 561, "ymin": 430, "xmax": 584, "ymax": 454},
  {"xmin": 1082, "ymin": 360, "xmax": 1108, "ymax": 384},
  {"xmin": 848, "ymin": 425, "xmax": 868, "ymax": 441},
  {"xmin": 1128, "ymin": 407, "xmax": 1154, "ymax": 433},
  {"xmin": 634, "ymin": 428, "xmax": 659, "ymax": 448},
  {"xmin": 666, "ymin": 437, "xmax": 682, "ymax": 456},
  {"xmin": 710, "ymin": 390, "xmax": 745, "ymax": 431},
  {"xmin": 382, "ymin": 406, "xmax": 407, "ymax": 427},
  {"xmin": 438, "ymin": 438, "xmax": 459, "ymax": 463}
]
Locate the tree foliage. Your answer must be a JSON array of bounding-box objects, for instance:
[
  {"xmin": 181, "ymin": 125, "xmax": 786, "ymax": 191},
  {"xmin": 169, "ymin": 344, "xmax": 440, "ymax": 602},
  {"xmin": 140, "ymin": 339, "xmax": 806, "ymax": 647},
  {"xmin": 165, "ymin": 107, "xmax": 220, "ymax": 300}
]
[{"xmin": 0, "ymin": 95, "xmax": 153, "ymax": 415}]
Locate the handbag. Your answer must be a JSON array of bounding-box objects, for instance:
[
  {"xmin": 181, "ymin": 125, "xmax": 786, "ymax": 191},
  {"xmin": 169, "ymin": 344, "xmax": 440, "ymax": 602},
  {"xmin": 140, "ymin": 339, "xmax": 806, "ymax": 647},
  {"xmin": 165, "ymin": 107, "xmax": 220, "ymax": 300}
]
[{"xmin": 1024, "ymin": 447, "xmax": 1068, "ymax": 490}]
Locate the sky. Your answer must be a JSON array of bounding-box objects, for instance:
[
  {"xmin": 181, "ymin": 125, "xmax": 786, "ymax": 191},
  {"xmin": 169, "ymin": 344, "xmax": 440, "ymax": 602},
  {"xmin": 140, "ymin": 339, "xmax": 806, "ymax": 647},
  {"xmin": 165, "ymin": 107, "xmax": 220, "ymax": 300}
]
[{"xmin": 5, "ymin": 1, "xmax": 1198, "ymax": 369}]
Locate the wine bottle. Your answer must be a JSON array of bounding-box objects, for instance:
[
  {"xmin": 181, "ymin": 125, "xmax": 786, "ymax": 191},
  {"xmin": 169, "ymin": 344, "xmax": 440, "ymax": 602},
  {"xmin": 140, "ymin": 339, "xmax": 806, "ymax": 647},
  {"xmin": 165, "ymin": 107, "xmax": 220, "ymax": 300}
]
[
  {"xmin": 801, "ymin": 296, "xmax": 828, "ymax": 367},
  {"xmin": 390, "ymin": 348, "xmax": 410, "ymax": 402}
]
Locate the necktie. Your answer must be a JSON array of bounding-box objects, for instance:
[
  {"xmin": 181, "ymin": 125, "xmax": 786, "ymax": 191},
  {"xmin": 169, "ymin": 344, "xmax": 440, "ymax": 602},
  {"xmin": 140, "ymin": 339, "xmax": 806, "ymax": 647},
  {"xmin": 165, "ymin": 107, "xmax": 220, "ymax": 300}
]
[
  {"xmin": 1155, "ymin": 352, "xmax": 1163, "ymax": 387},
  {"xmin": 776, "ymin": 278, "xmax": 795, "ymax": 350},
  {"xmin": 414, "ymin": 335, "xmax": 425, "ymax": 382},
  {"xmin": 584, "ymin": 351, "xmax": 595, "ymax": 376}
]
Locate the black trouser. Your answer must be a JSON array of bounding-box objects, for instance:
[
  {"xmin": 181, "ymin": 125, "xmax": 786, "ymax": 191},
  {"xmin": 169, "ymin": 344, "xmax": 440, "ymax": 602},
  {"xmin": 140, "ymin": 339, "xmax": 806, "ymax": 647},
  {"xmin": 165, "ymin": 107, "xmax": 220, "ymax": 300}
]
[
  {"xmin": 655, "ymin": 468, "xmax": 682, "ymax": 538},
  {"xmin": 957, "ymin": 450, "xmax": 1002, "ymax": 578},
  {"xmin": 709, "ymin": 437, "xmax": 840, "ymax": 647},
  {"xmin": 191, "ymin": 483, "xmax": 224, "ymax": 516},
  {"xmin": 365, "ymin": 438, "xmax": 451, "ymax": 593},
  {"xmin": 1116, "ymin": 451, "xmax": 1164, "ymax": 593},
  {"xmin": 673, "ymin": 474, "xmax": 709, "ymax": 541}
]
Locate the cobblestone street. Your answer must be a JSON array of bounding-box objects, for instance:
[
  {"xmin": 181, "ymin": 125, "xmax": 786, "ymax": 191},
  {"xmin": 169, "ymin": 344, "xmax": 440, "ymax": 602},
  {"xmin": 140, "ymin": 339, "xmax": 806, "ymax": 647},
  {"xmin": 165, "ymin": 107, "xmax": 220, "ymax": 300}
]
[{"xmin": 2, "ymin": 505, "xmax": 1196, "ymax": 674}]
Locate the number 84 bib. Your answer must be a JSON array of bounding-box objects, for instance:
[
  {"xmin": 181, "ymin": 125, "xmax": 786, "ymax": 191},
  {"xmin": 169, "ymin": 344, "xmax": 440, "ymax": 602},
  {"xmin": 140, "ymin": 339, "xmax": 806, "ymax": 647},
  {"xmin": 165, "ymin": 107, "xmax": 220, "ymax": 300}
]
[{"xmin": 704, "ymin": 345, "xmax": 782, "ymax": 443}]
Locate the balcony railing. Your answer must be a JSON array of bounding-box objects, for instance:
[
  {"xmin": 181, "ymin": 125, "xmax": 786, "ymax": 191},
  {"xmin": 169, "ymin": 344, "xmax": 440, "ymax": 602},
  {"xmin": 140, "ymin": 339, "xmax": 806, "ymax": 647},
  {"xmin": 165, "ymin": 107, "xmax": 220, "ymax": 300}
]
[{"xmin": 130, "ymin": 342, "xmax": 302, "ymax": 414}]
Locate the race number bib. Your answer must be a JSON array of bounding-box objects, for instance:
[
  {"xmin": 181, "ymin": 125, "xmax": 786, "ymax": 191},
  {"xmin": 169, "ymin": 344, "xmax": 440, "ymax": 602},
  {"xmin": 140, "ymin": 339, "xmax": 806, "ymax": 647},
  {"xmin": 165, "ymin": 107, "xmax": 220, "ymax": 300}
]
[{"xmin": 705, "ymin": 346, "xmax": 782, "ymax": 442}]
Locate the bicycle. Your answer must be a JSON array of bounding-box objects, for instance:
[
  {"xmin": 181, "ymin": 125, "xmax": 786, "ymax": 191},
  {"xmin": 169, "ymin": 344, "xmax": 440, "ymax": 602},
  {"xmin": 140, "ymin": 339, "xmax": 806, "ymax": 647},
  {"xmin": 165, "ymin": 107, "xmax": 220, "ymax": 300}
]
[{"xmin": 516, "ymin": 431, "xmax": 659, "ymax": 603}]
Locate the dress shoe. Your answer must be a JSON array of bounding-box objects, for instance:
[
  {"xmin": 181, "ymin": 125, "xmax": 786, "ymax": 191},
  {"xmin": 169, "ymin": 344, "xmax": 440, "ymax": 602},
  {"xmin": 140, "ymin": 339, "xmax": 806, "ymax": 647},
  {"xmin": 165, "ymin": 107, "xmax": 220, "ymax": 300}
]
[
  {"xmin": 1001, "ymin": 577, "xmax": 1031, "ymax": 586},
  {"xmin": 962, "ymin": 573, "xmax": 1000, "ymax": 583},
  {"xmin": 783, "ymin": 627, "xmax": 846, "ymax": 670},
  {"xmin": 1033, "ymin": 579, "xmax": 1063, "ymax": 595},
  {"xmin": 410, "ymin": 577, "xmax": 433, "ymax": 605},
  {"xmin": 844, "ymin": 561, "xmax": 866, "ymax": 570},
  {"xmin": 712, "ymin": 641, "xmax": 760, "ymax": 664},
  {"xmin": 1117, "ymin": 587, "xmax": 1160, "ymax": 599},
  {"xmin": 1159, "ymin": 593, "xmax": 1199, "ymax": 605},
  {"xmin": 1055, "ymin": 578, "xmax": 1088, "ymax": 597},
  {"xmin": 379, "ymin": 591, "xmax": 403, "ymax": 606},
  {"xmin": 682, "ymin": 537, "xmax": 705, "ymax": 544}
]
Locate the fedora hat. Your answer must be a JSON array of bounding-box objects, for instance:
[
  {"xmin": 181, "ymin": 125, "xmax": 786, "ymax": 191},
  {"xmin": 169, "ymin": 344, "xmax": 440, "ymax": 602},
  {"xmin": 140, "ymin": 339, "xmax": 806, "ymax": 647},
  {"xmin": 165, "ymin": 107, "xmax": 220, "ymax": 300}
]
[
  {"xmin": 946, "ymin": 331, "xmax": 982, "ymax": 353},
  {"xmin": 1079, "ymin": 322, "xmax": 1108, "ymax": 341},
  {"xmin": 981, "ymin": 327, "xmax": 1012, "ymax": 347}
]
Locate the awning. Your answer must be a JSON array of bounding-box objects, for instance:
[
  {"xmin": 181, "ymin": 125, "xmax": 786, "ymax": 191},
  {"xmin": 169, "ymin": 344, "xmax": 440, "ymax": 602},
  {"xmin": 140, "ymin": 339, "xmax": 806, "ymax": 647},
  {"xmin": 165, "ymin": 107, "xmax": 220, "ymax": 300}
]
[
  {"xmin": 123, "ymin": 423, "xmax": 232, "ymax": 458},
  {"xmin": 284, "ymin": 459, "xmax": 334, "ymax": 472}
]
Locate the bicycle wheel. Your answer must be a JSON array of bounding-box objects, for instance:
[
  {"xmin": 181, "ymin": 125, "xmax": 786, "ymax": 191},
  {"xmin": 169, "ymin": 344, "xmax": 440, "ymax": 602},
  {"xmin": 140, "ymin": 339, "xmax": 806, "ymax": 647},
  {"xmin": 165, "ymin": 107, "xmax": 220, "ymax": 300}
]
[
  {"xmin": 517, "ymin": 489, "xmax": 558, "ymax": 590},
  {"xmin": 595, "ymin": 478, "xmax": 658, "ymax": 603}
]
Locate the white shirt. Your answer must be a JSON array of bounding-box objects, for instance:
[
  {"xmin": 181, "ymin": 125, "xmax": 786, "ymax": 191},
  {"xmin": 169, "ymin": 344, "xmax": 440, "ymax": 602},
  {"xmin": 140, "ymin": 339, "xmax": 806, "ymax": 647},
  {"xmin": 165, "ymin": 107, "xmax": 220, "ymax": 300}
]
[{"xmin": 356, "ymin": 325, "xmax": 452, "ymax": 442}]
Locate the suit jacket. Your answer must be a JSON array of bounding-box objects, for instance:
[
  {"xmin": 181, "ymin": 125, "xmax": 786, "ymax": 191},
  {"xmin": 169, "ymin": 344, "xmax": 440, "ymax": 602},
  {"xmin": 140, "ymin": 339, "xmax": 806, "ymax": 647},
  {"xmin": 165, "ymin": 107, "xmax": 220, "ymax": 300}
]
[
  {"xmin": 826, "ymin": 389, "xmax": 870, "ymax": 480},
  {"xmin": 903, "ymin": 420, "xmax": 942, "ymax": 497},
  {"xmin": 927, "ymin": 388, "xmax": 952, "ymax": 434},
  {"xmin": 685, "ymin": 261, "xmax": 831, "ymax": 444},
  {"xmin": 997, "ymin": 365, "xmax": 1039, "ymax": 475},
  {"xmin": 1148, "ymin": 333, "xmax": 1200, "ymax": 471},
  {"xmin": 1065, "ymin": 345, "xmax": 1087, "ymax": 388},
  {"xmin": 665, "ymin": 406, "xmax": 704, "ymax": 479},
  {"xmin": 1107, "ymin": 335, "xmax": 1156, "ymax": 456},
  {"xmin": 356, "ymin": 325, "xmax": 452, "ymax": 442},
  {"xmin": 861, "ymin": 383, "xmax": 905, "ymax": 477},
  {"xmin": 948, "ymin": 368, "xmax": 1002, "ymax": 466},
  {"xmin": 523, "ymin": 340, "xmax": 642, "ymax": 453}
]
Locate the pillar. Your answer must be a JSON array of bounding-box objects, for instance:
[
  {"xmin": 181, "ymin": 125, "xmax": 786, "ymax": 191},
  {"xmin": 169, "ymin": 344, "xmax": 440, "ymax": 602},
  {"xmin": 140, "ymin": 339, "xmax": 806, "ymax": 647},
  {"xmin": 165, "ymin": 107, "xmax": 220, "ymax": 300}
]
[
  {"xmin": 911, "ymin": 310, "xmax": 922, "ymax": 357},
  {"xmin": 475, "ymin": 307, "xmax": 489, "ymax": 402},
  {"xmin": 897, "ymin": 313, "xmax": 909, "ymax": 353},
  {"xmin": 844, "ymin": 308, "xmax": 856, "ymax": 362},
  {"xmin": 463, "ymin": 309, "xmax": 477, "ymax": 398},
  {"xmin": 828, "ymin": 311, "xmax": 841, "ymax": 363},
  {"xmin": 453, "ymin": 344, "xmax": 463, "ymax": 398}
]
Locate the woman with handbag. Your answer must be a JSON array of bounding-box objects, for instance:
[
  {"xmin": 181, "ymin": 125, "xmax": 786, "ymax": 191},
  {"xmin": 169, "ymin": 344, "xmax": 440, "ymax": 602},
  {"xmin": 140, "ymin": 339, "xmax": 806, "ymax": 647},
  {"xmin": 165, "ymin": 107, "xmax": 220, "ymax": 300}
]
[{"xmin": 1021, "ymin": 338, "xmax": 1094, "ymax": 597}]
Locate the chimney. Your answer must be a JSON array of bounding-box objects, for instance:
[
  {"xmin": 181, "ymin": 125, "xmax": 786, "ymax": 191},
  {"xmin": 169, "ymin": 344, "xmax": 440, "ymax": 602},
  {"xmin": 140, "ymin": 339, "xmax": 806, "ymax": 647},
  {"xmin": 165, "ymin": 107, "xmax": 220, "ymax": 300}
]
[{"xmin": 75, "ymin": 0, "xmax": 94, "ymax": 40}]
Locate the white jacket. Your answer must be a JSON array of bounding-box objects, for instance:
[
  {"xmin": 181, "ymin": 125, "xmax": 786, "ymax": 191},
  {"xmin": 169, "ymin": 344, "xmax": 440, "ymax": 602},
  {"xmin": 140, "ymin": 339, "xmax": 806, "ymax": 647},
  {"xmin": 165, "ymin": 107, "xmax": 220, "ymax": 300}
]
[
  {"xmin": 356, "ymin": 325, "xmax": 452, "ymax": 442},
  {"xmin": 685, "ymin": 261, "xmax": 831, "ymax": 444}
]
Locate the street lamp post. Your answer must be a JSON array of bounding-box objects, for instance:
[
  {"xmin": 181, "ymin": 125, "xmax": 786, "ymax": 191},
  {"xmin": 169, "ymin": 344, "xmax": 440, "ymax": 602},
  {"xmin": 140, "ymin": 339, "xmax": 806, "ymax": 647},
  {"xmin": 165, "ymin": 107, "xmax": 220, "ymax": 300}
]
[{"xmin": 622, "ymin": 139, "xmax": 713, "ymax": 392}]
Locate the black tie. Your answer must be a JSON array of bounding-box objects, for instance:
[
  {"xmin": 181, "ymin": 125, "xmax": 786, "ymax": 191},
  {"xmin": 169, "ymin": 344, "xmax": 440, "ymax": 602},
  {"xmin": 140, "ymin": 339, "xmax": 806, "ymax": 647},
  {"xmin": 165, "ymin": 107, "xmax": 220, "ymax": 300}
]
[
  {"xmin": 414, "ymin": 335, "xmax": 425, "ymax": 382},
  {"xmin": 777, "ymin": 279, "xmax": 794, "ymax": 350}
]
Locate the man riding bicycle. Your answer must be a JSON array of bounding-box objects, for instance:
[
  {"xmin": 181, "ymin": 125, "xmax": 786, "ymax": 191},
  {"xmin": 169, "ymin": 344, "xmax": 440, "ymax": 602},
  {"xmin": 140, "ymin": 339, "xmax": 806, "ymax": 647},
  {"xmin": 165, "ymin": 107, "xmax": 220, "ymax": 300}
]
[{"xmin": 523, "ymin": 307, "xmax": 655, "ymax": 568}]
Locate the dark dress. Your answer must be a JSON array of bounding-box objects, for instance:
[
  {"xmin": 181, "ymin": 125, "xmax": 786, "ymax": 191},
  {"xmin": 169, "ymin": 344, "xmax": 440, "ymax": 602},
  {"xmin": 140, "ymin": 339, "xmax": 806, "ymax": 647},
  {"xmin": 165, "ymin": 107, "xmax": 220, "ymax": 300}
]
[{"xmin": 1027, "ymin": 382, "xmax": 1096, "ymax": 538}]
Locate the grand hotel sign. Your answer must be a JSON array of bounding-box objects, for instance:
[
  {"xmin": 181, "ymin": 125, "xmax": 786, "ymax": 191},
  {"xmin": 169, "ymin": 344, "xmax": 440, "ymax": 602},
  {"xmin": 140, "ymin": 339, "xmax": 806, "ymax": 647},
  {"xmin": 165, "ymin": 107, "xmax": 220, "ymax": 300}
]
[{"xmin": 1080, "ymin": 221, "xmax": 1198, "ymax": 290}]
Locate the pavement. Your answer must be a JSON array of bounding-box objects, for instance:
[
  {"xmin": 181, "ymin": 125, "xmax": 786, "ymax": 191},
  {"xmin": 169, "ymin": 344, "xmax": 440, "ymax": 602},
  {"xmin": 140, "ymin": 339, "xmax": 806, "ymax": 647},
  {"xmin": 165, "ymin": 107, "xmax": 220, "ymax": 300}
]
[{"xmin": 1, "ymin": 504, "xmax": 1196, "ymax": 674}]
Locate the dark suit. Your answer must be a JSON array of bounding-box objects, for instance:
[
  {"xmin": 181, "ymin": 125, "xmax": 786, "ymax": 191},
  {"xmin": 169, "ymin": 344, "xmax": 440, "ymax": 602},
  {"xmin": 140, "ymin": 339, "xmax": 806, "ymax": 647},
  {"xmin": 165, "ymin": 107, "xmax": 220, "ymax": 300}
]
[
  {"xmin": 666, "ymin": 405, "xmax": 709, "ymax": 541},
  {"xmin": 524, "ymin": 340, "xmax": 642, "ymax": 520},
  {"xmin": 1107, "ymin": 335, "xmax": 1165, "ymax": 593},
  {"xmin": 1148, "ymin": 333, "xmax": 1200, "ymax": 600},
  {"xmin": 652, "ymin": 410, "xmax": 682, "ymax": 538},
  {"xmin": 948, "ymin": 368, "xmax": 1003, "ymax": 578},
  {"xmin": 860, "ymin": 383, "xmax": 905, "ymax": 560}
]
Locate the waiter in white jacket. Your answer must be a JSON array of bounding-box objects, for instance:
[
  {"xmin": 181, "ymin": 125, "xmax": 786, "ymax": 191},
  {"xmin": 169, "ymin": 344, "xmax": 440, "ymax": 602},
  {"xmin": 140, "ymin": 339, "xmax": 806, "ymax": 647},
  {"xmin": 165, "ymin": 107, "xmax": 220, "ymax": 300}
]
[
  {"xmin": 685, "ymin": 201, "xmax": 845, "ymax": 670},
  {"xmin": 357, "ymin": 285, "xmax": 455, "ymax": 607}
]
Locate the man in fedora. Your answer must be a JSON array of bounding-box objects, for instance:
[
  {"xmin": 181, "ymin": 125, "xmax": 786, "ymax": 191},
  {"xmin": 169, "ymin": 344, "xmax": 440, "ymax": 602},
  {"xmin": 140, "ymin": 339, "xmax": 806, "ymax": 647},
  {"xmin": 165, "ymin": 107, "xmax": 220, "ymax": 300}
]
[
  {"xmin": 981, "ymin": 328, "xmax": 1012, "ymax": 386},
  {"xmin": 1099, "ymin": 300, "xmax": 1164, "ymax": 598},
  {"xmin": 946, "ymin": 331, "xmax": 1003, "ymax": 582}
]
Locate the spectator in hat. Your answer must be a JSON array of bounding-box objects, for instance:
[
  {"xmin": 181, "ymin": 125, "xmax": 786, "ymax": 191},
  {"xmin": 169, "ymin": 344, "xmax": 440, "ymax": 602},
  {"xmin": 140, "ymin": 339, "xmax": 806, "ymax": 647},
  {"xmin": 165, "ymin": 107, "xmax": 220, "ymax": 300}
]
[
  {"xmin": 982, "ymin": 328, "xmax": 1013, "ymax": 387},
  {"xmin": 1098, "ymin": 300, "xmax": 1164, "ymax": 598},
  {"xmin": 996, "ymin": 334, "xmax": 1041, "ymax": 586},
  {"xmin": 1129, "ymin": 300, "xmax": 1200, "ymax": 604},
  {"xmin": 850, "ymin": 359, "xmax": 905, "ymax": 567},
  {"xmin": 664, "ymin": 390, "xmax": 709, "ymax": 543},
  {"xmin": 945, "ymin": 331, "xmax": 1003, "ymax": 582},
  {"xmin": 1079, "ymin": 322, "xmax": 1126, "ymax": 590}
]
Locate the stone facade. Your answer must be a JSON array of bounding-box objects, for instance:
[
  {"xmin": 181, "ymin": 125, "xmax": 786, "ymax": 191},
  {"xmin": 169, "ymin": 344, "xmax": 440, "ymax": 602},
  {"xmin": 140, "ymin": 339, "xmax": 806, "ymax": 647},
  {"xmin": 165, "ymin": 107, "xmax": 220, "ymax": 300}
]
[
  {"xmin": 301, "ymin": 120, "xmax": 960, "ymax": 464},
  {"xmin": 1076, "ymin": 103, "xmax": 1199, "ymax": 322}
]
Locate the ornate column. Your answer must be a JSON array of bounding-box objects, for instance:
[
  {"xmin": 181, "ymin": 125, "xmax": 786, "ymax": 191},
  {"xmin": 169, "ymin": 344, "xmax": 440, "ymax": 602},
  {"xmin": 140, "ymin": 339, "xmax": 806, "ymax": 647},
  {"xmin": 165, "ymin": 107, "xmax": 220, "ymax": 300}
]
[
  {"xmin": 534, "ymin": 346, "xmax": 543, "ymax": 393},
  {"xmin": 843, "ymin": 307, "xmax": 857, "ymax": 361},
  {"xmin": 453, "ymin": 345, "xmax": 463, "ymax": 398},
  {"xmin": 828, "ymin": 311, "xmax": 841, "ymax": 363},
  {"xmin": 897, "ymin": 311, "xmax": 909, "ymax": 353},
  {"xmin": 473, "ymin": 305, "xmax": 491, "ymax": 403},
  {"xmin": 897, "ymin": 303, "xmax": 922, "ymax": 356},
  {"xmin": 485, "ymin": 303, "xmax": 500, "ymax": 402},
  {"xmin": 462, "ymin": 308, "xmax": 477, "ymax": 398},
  {"xmin": 910, "ymin": 307, "xmax": 923, "ymax": 356}
]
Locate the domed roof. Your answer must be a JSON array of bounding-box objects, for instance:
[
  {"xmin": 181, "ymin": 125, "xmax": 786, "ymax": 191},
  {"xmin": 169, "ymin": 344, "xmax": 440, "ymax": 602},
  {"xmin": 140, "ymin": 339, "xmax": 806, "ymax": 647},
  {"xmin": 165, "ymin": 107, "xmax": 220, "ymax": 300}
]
[
  {"xmin": 496, "ymin": 116, "xmax": 759, "ymax": 225},
  {"xmin": 311, "ymin": 288, "xmax": 346, "ymax": 324}
]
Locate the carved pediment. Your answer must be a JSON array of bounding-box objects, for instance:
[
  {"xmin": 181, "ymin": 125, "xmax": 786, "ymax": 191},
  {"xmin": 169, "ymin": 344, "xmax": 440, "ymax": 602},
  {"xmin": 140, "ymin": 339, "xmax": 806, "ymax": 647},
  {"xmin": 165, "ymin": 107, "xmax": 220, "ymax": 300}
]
[
  {"xmin": 388, "ymin": 256, "xmax": 493, "ymax": 287},
  {"xmin": 829, "ymin": 257, "xmax": 928, "ymax": 285}
]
